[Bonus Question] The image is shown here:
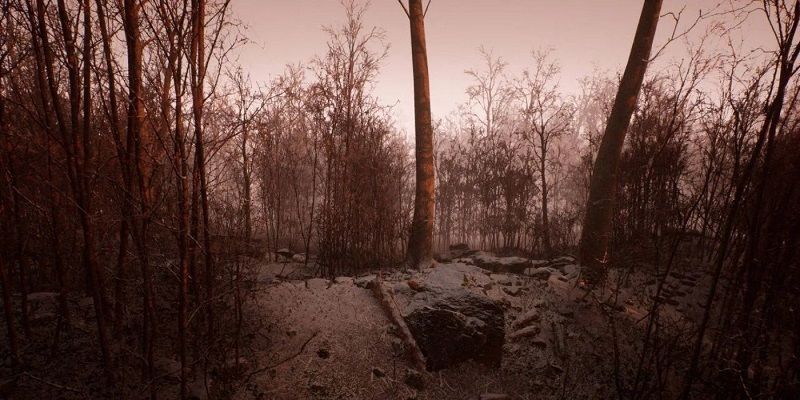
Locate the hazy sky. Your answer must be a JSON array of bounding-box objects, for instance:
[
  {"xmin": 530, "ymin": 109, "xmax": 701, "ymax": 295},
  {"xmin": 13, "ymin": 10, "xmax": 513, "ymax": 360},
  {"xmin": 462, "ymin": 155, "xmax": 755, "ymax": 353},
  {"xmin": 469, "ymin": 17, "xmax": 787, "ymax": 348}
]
[{"xmin": 231, "ymin": 0, "xmax": 773, "ymax": 135}]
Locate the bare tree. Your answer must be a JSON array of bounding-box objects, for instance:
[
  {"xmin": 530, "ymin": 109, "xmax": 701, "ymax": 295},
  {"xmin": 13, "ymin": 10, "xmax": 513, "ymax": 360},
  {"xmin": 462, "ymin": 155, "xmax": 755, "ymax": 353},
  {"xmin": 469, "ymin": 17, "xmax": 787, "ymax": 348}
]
[{"xmin": 516, "ymin": 50, "xmax": 574, "ymax": 256}]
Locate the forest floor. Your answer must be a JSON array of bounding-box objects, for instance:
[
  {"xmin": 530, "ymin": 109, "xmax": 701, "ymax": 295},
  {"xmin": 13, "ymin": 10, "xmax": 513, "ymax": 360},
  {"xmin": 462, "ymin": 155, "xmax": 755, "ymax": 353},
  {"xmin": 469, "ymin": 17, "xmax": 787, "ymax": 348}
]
[
  {"xmin": 0, "ymin": 248, "xmax": 713, "ymax": 399},
  {"xmin": 233, "ymin": 250, "xmax": 710, "ymax": 400}
]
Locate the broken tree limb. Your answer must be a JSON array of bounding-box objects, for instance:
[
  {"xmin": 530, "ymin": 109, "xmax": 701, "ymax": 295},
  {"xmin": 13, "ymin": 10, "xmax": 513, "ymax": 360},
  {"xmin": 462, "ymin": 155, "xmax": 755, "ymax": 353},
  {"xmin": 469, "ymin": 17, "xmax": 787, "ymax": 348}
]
[{"xmin": 371, "ymin": 274, "xmax": 428, "ymax": 371}]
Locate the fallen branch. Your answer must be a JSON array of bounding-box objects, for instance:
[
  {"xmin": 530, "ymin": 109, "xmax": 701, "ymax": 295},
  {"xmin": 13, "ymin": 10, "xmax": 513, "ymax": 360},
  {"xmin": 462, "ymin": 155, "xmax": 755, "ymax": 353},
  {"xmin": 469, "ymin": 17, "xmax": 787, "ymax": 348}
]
[
  {"xmin": 21, "ymin": 373, "xmax": 88, "ymax": 398},
  {"xmin": 371, "ymin": 273, "xmax": 428, "ymax": 371}
]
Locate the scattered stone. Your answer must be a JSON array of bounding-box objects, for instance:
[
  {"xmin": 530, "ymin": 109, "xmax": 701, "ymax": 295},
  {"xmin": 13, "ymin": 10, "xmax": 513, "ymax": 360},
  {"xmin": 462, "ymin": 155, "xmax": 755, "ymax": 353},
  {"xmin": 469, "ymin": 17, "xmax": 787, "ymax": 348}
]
[
  {"xmin": 509, "ymin": 325, "xmax": 541, "ymax": 341},
  {"xmin": 334, "ymin": 276, "xmax": 354, "ymax": 285},
  {"xmin": 530, "ymin": 337, "xmax": 548, "ymax": 348},
  {"xmin": 275, "ymin": 248, "xmax": 294, "ymax": 260},
  {"xmin": 490, "ymin": 274, "xmax": 513, "ymax": 286},
  {"xmin": 354, "ymin": 275, "xmax": 376, "ymax": 289},
  {"xmin": 77, "ymin": 296, "xmax": 94, "ymax": 309},
  {"xmin": 504, "ymin": 343, "xmax": 521, "ymax": 354},
  {"xmin": 386, "ymin": 281, "xmax": 411, "ymax": 296},
  {"xmin": 407, "ymin": 280, "xmax": 424, "ymax": 292},
  {"xmin": 309, "ymin": 381, "xmax": 327, "ymax": 395},
  {"xmin": 525, "ymin": 267, "xmax": 554, "ymax": 280},
  {"xmin": 453, "ymin": 257, "xmax": 476, "ymax": 265},
  {"xmin": 546, "ymin": 363, "xmax": 565, "ymax": 375},
  {"xmin": 291, "ymin": 253, "xmax": 306, "ymax": 263},
  {"xmin": 556, "ymin": 305, "xmax": 575, "ymax": 318},
  {"xmin": 513, "ymin": 309, "xmax": 540, "ymax": 329},
  {"xmin": 552, "ymin": 255, "xmax": 576, "ymax": 264},
  {"xmin": 503, "ymin": 286, "xmax": 521, "ymax": 296},
  {"xmin": 305, "ymin": 278, "xmax": 329, "ymax": 291},
  {"xmin": 404, "ymin": 368, "xmax": 425, "ymax": 391},
  {"xmin": 562, "ymin": 264, "xmax": 580, "ymax": 278}
]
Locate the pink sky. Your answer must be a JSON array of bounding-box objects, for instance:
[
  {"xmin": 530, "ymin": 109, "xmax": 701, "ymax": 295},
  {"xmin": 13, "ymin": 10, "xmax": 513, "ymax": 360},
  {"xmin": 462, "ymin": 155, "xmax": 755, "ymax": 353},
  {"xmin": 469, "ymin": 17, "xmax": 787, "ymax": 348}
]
[{"xmin": 231, "ymin": 1, "xmax": 773, "ymax": 135}]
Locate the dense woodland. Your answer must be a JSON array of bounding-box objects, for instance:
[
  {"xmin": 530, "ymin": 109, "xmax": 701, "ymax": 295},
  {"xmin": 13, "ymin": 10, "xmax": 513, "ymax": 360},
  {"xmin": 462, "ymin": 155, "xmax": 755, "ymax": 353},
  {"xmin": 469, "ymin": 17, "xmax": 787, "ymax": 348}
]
[{"xmin": 0, "ymin": 0, "xmax": 799, "ymax": 398}]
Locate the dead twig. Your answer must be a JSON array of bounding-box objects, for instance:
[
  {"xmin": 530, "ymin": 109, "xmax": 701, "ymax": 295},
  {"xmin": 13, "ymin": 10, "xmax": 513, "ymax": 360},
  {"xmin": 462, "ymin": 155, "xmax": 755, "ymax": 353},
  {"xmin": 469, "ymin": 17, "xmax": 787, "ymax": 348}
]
[
  {"xmin": 242, "ymin": 331, "xmax": 319, "ymax": 385},
  {"xmin": 21, "ymin": 372, "xmax": 88, "ymax": 398}
]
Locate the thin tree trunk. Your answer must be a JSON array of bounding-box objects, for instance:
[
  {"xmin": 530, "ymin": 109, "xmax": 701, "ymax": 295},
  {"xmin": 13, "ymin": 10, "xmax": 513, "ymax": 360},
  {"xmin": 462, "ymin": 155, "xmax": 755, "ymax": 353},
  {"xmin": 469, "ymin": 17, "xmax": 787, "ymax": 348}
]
[{"xmin": 540, "ymin": 139, "xmax": 551, "ymax": 256}]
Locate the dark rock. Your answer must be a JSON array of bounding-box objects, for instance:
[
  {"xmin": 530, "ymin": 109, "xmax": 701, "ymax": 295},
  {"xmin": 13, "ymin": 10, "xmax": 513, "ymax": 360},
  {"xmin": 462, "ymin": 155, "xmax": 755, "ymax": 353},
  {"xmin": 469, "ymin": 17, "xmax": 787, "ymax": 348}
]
[
  {"xmin": 436, "ymin": 243, "xmax": 472, "ymax": 262},
  {"xmin": 404, "ymin": 289, "xmax": 505, "ymax": 371},
  {"xmin": 309, "ymin": 381, "xmax": 327, "ymax": 395},
  {"xmin": 372, "ymin": 367, "xmax": 386, "ymax": 378},
  {"xmin": 530, "ymin": 338, "xmax": 548, "ymax": 348},
  {"xmin": 526, "ymin": 267, "xmax": 553, "ymax": 279},
  {"xmin": 449, "ymin": 243, "xmax": 470, "ymax": 252},
  {"xmin": 316, "ymin": 348, "xmax": 330, "ymax": 359},
  {"xmin": 513, "ymin": 309, "xmax": 540, "ymax": 329},
  {"xmin": 404, "ymin": 368, "xmax": 425, "ymax": 390},
  {"xmin": 275, "ymin": 248, "xmax": 294, "ymax": 259},
  {"xmin": 556, "ymin": 305, "xmax": 575, "ymax": 318}
]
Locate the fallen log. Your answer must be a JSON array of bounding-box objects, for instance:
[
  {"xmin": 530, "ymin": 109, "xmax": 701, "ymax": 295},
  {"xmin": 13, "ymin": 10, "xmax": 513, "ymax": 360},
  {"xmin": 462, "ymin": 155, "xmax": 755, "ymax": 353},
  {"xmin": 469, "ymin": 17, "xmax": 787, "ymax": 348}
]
[{"xmin": 370, "ymin": 273, "xmax": 427, "ymax": 371}]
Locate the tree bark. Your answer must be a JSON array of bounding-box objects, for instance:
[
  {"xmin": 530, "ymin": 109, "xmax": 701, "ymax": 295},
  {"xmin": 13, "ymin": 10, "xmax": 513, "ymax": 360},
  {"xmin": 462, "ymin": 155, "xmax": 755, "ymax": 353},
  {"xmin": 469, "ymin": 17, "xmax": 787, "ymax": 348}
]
[
  {"xmin": 406, "ymin": 0, "xmax": 435, "ymax": 269},
  {"xmin": 579, "ymin": 0, "xmax": 662, "ymax": 284},
  {"xmin": 122, "ymin": 1, "xmax": 157, "ymax": 396}
]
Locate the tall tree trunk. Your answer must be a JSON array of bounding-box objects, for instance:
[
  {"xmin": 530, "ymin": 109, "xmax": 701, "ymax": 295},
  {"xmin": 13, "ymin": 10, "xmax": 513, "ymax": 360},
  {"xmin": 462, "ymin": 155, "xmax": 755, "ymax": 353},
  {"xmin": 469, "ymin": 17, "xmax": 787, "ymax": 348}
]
[
  {"xmin": 190, "ymin": 0, "xmax": 215, "ymax": 368},
  {"xmin": 406, "ymin": 0, "xmax": 435, "ymax": 269},
  {"xmin": 77, "ymin": 0, "xmax": 114, "ymax": 381},
  {"xmin": 579, "ymin": 0, "xmax": 662, "ymax": 284},
  {"xmin": 122, "ymin": 1, "xmax": 157, "ymax": 396},
  {"xmin": 164, "ymin": 4, "xmax": 191, "ymax": 393},
  {"xmin": 0, "ymin": 57, "xmax": 19, "ymax": 365},
  {"xmin": 95, "ymin": 0, "xmax": 128, "ymax": 339}
]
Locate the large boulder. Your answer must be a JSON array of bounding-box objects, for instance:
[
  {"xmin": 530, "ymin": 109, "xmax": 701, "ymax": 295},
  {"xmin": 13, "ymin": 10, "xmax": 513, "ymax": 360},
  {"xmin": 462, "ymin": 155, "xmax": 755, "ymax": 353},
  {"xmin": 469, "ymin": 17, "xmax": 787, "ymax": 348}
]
[
  {"xmin": 435, "ymin": 243, "xmax": 474, "ymax": 262},
  {"xmin": 403, "ymin": 288, "xmax": 505, "ymax": 371},
  {"xmin": 470, "ymin": 251, "xmax": 531, "ymax": 274}
]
